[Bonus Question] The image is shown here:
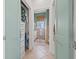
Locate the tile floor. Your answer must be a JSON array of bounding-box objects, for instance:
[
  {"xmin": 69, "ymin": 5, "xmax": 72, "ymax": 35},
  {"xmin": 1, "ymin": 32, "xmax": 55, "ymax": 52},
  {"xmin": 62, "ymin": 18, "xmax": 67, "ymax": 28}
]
[{"xmin": 23, "ymin": 39, "xmax": 54, "ymax": 59}]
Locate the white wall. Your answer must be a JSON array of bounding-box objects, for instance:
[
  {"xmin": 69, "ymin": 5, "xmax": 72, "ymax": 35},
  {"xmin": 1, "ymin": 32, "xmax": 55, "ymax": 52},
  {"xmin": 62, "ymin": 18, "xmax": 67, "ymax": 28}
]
[
  {"xmin": 32, "ymin": 0, "xmax": 53, "ymax": 11},
  {"xmin": 29, "ymin": 8, "xmax": 35, "ymax": 50},
  {"xmin": 49, "ymin": 0, "xmax": 56, "ymax": 55}
]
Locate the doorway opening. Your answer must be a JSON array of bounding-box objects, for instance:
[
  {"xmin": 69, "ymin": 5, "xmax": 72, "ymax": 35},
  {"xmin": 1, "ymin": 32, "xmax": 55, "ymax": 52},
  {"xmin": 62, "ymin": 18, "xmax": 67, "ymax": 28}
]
[
  {"xmin": 20, "ymin": 1, "xmax": 29, "ymax": 58},
  {"xmin": 33, "ymin": 9, "xmax": 51, "ymax": 58}
]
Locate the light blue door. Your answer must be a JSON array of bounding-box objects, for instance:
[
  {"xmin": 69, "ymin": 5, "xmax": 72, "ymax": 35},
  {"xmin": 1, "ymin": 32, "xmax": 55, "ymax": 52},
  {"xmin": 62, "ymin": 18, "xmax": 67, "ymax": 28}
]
[
  {"xmin": 55, "ymin": 0, "xmax": 75, "ymax": 59},
  {"xmin": 5, "ymin": 0, "xmax": 21, "ymax": 59}
]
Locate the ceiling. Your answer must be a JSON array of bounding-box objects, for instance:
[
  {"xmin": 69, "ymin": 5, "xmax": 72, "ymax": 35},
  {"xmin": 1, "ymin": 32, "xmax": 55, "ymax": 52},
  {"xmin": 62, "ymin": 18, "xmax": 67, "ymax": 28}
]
[{"xmin": 31, "ymin": 0, "xmax": 54, "ymax": 13}]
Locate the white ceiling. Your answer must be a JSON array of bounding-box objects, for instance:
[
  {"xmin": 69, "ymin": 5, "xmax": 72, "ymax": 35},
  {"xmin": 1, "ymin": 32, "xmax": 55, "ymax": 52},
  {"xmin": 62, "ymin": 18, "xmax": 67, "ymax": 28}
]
[
  {"xmin": 31, "ymin": 0, "xmax": 54, "ymax": 12},
  {"xmin": 34, "ymin": 9, "xmax": 47, "ymax": 13}
]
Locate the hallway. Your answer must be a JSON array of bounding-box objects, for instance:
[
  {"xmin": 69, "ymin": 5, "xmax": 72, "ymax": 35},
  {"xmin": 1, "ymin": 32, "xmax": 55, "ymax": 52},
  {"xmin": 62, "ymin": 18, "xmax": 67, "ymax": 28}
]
[
  {"xmin": 23, "ymin": 39, "xmax": 54, "ymax": 59},
  {"xmin": 4, "ymin": 0, "xmax": 75, "ymax": 59}
]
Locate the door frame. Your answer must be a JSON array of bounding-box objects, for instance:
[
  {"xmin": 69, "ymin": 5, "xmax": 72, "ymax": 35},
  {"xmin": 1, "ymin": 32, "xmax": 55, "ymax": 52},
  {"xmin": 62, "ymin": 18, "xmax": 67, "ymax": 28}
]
[
  {"xmin": 20, "ymin": 0, "xmax": 31, "ymax": 58},
  {"xmin": 21, "ymin": 1, "xmax": 29, "ymax": 51}
]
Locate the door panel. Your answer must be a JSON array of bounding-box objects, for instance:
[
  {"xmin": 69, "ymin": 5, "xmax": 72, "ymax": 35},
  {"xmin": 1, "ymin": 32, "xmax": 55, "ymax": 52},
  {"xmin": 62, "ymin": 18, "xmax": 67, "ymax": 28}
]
[
  {"xmin": 5, "ymin": 0, "xmax": 21, "ymax": 59},
  {"xmin": 55, "ymin": 0, "xmax": 72, "ymax": 59}
]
